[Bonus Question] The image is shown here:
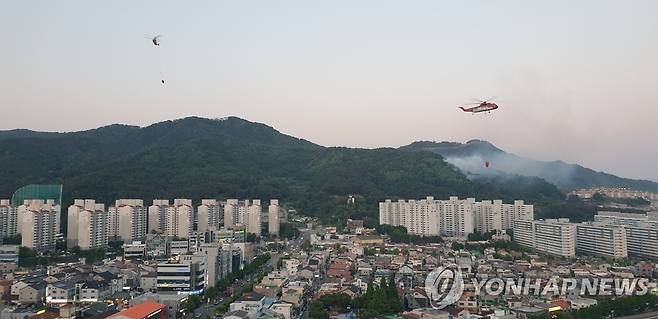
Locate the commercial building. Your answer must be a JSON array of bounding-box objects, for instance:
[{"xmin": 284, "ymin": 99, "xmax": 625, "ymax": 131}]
[
  {"xmin": 379, "ymin": 197, "xmax": 532, "ymax": 237},
  {"xmin": 19, "ymin": 200, "xmax": 60, "ymax": 251},
  {"xmin": 512, "ymin": 219, "xmax": 576, "ymax": 257},
  {"xmin": 0, "ymin": 245, "xmax": 19, "ymax": 264},
  {"xmin": 268, "ymin": 200, "xmax": 280, "ymax": 236},
  {"xmin": 107, "ymin": 302, "xmax": 168, "ymax": 319},
  {"xmin": 575, "ymin": 223, "xmax": 628, "ymax": 258},
  {"xmin": 130, "ymin": 294, "xmax": 187, "ymax": 319},
  {"xmin": 156, "ymin": 253, "xmax": 206, "ymax": 294},
  {"xmin": 108, "ymin": 199, "xmax": 147, "ymax": 242},
  {"xmin": 198, "ymin": 244, "xmax": 221, "ymax": 287},
  {"xmin": 123, "ymin": 242, "xmax": 147, "ymax": 259}
]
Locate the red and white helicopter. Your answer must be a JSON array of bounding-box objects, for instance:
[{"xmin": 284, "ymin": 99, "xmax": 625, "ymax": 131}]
[{"xmin": 459, "ymin": 97, "xmax": 499, "ymax": 114}]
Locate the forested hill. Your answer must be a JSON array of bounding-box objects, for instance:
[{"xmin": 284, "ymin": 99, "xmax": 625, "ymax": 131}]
[{"xmin": 0, "ymin": 117, "xmax": 564, "ymax": 224}]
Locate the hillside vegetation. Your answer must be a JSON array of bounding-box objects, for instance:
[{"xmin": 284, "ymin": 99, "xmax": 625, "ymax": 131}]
[{"xmin": 0, "ymin": 117, "xmax": 565, "ymax": 224}]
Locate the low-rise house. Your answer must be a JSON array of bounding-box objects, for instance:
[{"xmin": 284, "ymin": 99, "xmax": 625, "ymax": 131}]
[
  {"xmin": 79, "ymin": 281, "xmax": 112, "ymax": 303},
  {"xmin": 281, "ymin": 287, "xmax": 304, "ymax": 307},
  {"xmin": 139, "ymin": 272, "xmax": 157, "ymax": 292},
  {"xmin": 269, "ymin": 301, "xmax": 293, "ymax": 319},
  {"xmin": 45, "ymin": 282, "xmax": 76, "ymax": 304},
  {"xmin": 11, "ymin": 282, "xmax": 29, "ymax": 299},
  {"xmin": 229, "ymin": 293, "xmax": 265, "ymax": 316},
  {"xmin": 18, "ymin": 283, "xmax": 44, "ymax": 305}
]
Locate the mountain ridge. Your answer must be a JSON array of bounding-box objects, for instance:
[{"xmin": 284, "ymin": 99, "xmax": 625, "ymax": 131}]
[
  {"xmin": 401, "ymin": 140, "xmax": 658, "ymax": 193},
  {"xmin": 0, "ymin": 116, "xmax": 564, "ymax": 223}
]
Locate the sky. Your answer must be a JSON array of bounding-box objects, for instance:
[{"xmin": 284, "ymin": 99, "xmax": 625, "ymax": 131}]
[{"xmin": 1, "ymin": 1, "xmax": 657, "ymax": 181}]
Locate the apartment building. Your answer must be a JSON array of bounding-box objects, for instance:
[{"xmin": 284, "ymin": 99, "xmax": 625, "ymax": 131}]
[
  {"xmin": 66, "ymin": 199, "xmax": 109, "ymax": 250},
  {"xmin": 108, "ymin": 199, "xmax": 147, "ymax": 242},
  {"xmin": 512, "ymin": 219, "xmax": 576, "ymax": 257},
  {"xmin": 576, "ymin": 223, "xmax": 627, "ymax": 258},
  {"xmin": 0, "ymin": 200, "xmax": 18, "ymax": 238},
  {"xmin": 223, "ymin": 199, "xmax": 262, "ymax": 236},
  {"xmin": 379, "ymin": 196, "xmax": 532, "ymax": 237},
  {"xmin": 197, "ymin": 200, "xmax": 222, "ymax": 233},
  {"xmin": 247, "ymin": 200, "xmax": 262, "ymax": 236},
  {"xmin": 20, "ymin": 200, "xmax": 59, "ymax": 251},
  {"xmin": 148, "ymin": 200, "xmax": 170, "ymax": 234},
  {"xmin": 268, "ymin": 200, "xmax": 280, "ymax": 236},
  {"xmin": 593, "ymin": 211, "xmax": 658, "ymax": 258},
  {"xmin": 164, "ymin": 199, "xmax": 194, "ymax": 239}
]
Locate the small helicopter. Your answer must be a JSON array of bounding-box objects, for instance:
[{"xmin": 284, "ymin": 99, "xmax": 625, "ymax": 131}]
[
  {"xmin": 459, "ymin": 97, "xmax": 499, "ymax": 114},
  {"xmin": 151, "ymin": 35, "xmax": 162, "ymax": 46}
]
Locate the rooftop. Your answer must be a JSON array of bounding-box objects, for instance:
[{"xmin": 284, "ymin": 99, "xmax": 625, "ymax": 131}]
[{"xmin": 106, "ymin": 302, "xmax": 166, "ymax": 319}]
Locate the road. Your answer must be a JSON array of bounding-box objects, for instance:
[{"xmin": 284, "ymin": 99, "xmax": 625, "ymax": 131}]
[
  {"xmin": 616, "ymin": 311, "xmax": 658, "ymax": 319},
  {"xmin": 199, "ymin": 256, "xmax": 274, "ymax": 318}
]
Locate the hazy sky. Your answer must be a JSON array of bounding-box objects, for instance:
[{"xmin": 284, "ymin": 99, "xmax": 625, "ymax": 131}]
[{"xmin": 2, "ymin": 1, "xmax": 657, "ymax": 181}]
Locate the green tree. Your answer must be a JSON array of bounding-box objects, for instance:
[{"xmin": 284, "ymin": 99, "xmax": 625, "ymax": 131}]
[
  {"xmin": 387, "ymin": 275, "xmax": 403, "ymax": 312},
  {"xmin": 205, "ymin": 286, "xmax": 219, "ymax": 301},
  {"xmin": 309, "ymin": 301, "xmax": 329, "ymax": 319},
  {"xmin": 184, "ymin": 295, "xmax": 202, "ymax": 313}
]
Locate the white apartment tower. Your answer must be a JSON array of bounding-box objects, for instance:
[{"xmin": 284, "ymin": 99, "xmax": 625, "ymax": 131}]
[
  {"xmin": 512, "ymin": 218, "xmax": 576, "ymax": 257},
  {"xmin": 268, "ymin": 200, "xmax": 280, "ymax": 236},
  {"xmin": 247, "ymin": 200, "xmax": 262, "ymax": 236},
  {"xmin": 17, "ymin": 199, "xmax": 61, "ymax": 235},
  {"xmin": 198, "ymin": 200, "xmax": 222, "ymax": 233},
  {"xmin": 67, "ymin": 199, "xmax": 109, "ymax": 250},
  {"xmin": 20, "ymin": 200, "xmax": 59, "ymax": 252},
  {"xmin": 593, "ymin": 211, "xmax": 658, "ymax": 258},
  {"xmin": 108, "ymin": 199, "xmax": 147, "ymax": 242},
  {"xmin": 439, "ymin": 197, "xmax": 475, "ymax": 237},
  {"xmin": 378, "ymin": 196, "xmax": 529, "ymax": 237},
  {"xmin": 575, "ymin": 223, "xmax": 627, "ymax": 258},
  {"xmin": 223, "ymin": 199, "xmax": 239, "ymax": 229},
  {"xmin": 223, "ymin": 199, "xmax": 261, "ymax": 236},
  {"xmin": 148, "ymin": 199, "xmax": 170, "ymax": 233},
  {"xmin": 164, "ymin": 199, "xmax": 194, "ymax": 239},
  {"xmin": 0, "ymin": 200, "xmax": 18, "ymax": 238}
]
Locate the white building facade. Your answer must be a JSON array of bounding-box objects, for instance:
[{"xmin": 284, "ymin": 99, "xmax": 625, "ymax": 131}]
[{"xmin": 379, "ymin": 196, "xmax": 532, "ymax": 237}]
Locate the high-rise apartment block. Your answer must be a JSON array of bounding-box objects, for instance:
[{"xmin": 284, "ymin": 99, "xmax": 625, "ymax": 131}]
[
  {"xmin": 197, "ymin": 200, "xmax": 222, "ymax": 233},
  {"xmin": 108, "ymin": 199, "xmax": 147, "ymax": 243},
  {"xmin": 19, "ymin": 200, "xmax": 60, "ymax": 251},
  {"xmin": 148, "ymin": 199, "xmax": 170, "ymax": 234},
  {"xmin": 67, "ymin": 199, "xmax": 108, "ymax": 250},
  {"xmin": 593, "ymin": 211, "xmax": 658, "ymax": 258},
  {"xmin": 165, "ymin": 199, "xmax": 194, "ymax": 239},
  {"xmin": 268, "ymin": 200, "xmax": 280, "ymax": 236},
  {"xmin": 379, "ymin": 196, "xmax": 533, "ymax": 237},
  {"xmin": 247, "ymin": 200, "xmax": 261, "ymax": 236},
  {"xmin": 512, "ymin": 218, "xmax": 576, "ymax": 257},
  {"xmin": 0, "ymin": 200, "xmax": 18, "ymax": 238},
  {"xmin": 575, "ymin": 223, "xmax": 627, "ymax": 258},
  {"xmin": 223, "ymin": 199, "xmax": 262, "ymax": 236}
]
